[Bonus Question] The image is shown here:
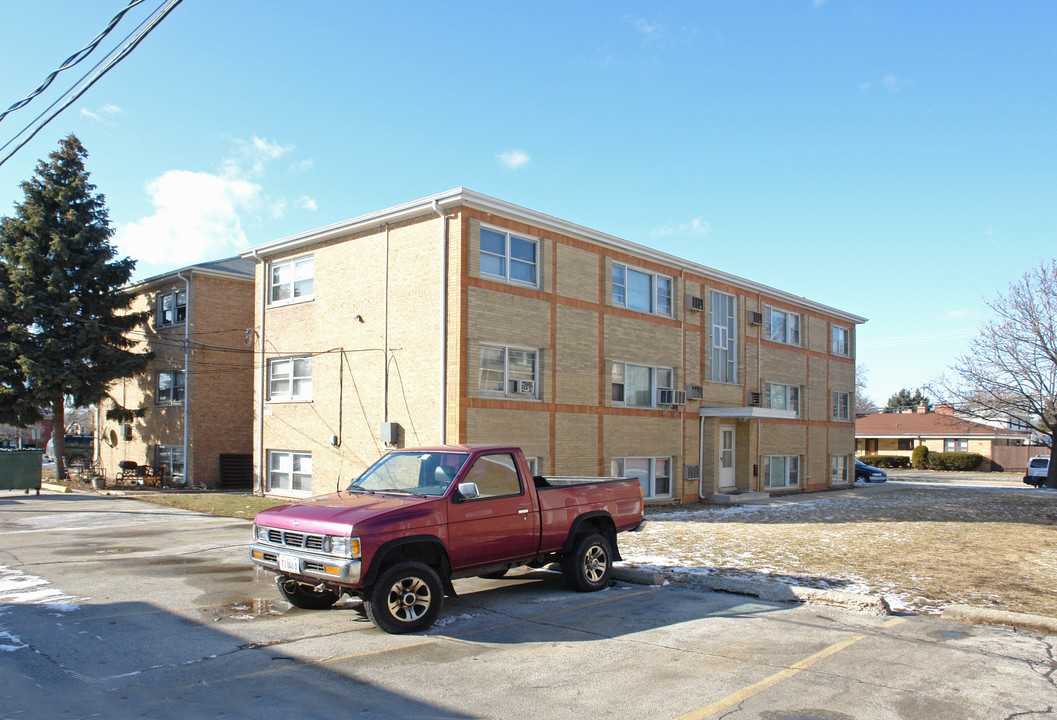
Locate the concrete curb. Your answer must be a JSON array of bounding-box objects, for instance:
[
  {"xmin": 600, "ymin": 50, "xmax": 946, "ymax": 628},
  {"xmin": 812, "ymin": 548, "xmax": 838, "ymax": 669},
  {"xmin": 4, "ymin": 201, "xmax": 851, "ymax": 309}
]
[
  {"xmin": 941, "ymin": 604, "xmax": 1057, "ymax": 635},
  {"xmin": 40, "ymin": 482, "xmax": 72, "ymax": 493},
  {"xmin": 613, "ymin": 567, "xmax": 892, "ymax": 616}
]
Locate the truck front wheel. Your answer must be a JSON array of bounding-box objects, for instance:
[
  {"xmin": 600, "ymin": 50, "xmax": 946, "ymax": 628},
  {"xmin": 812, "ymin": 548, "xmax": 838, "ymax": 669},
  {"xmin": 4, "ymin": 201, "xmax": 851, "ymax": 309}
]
[
  {"xmin": 363, "ymin": 561, "xmax": 443, "ymax": 634},
  {"xmin": 562, "ymin": 533, "xmax": 613, "ymax": 592},
  {"xmin": 276, "ymin": 576, "xmax": 341, "ymax": 610}
]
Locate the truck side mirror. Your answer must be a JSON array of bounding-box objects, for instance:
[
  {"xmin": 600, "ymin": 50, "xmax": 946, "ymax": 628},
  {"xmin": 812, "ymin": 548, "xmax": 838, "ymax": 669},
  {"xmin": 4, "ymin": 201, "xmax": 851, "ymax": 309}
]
[{"xmin": 457, "ymin": 482, "xmax": 479, "ymax": 501}]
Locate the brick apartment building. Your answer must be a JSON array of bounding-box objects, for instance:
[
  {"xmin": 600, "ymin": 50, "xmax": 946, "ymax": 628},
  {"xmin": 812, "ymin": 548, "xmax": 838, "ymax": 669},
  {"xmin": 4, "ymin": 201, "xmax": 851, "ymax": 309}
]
[
  {"xmin": 96, "ymin": 258, "xmax": 255, "ymax": 488},
  {"xmin": 241, "ymin": 189, "xmax": 866, "ymax": 502}
]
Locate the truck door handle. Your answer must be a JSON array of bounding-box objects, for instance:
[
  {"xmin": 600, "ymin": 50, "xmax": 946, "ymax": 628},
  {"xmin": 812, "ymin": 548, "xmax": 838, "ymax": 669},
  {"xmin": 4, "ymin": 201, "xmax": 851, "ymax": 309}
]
[{"xmin": 517, "ymin": 508, "xmax": 529, "ymax": 514}]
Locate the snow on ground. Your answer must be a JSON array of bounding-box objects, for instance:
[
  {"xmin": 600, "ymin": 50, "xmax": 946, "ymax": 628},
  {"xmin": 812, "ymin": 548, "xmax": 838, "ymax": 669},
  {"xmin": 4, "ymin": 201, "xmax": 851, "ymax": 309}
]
[{"xmin": 0, "ymin": 565, "xmax": 81, "ymax": 651}]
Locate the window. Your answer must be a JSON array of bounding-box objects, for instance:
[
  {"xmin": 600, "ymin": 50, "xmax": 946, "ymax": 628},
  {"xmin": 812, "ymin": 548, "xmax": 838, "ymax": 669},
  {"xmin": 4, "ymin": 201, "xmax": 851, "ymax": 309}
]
[
  {"xmin": 611, "ymin": 362, "xmax": 672, "ymax": 407},
  {"xmin": 765, "ymin": 306, "xmax": 800, "ymax": 346},
  {"xmin": 480, "ymin": 227, "xmax": 538, "ymax": 286},
  {"xmin": 158, "ymin": 446, "xmax": 185, "ymax": 483},
  {"xmin": 831, "ymin": 455, "xmax": 850, "ymax": 485},
  {"xmin": 710, "ymin": 291, "xmax": 737, "ymax": 383},
  {"xmin": 612, "ymin": 457, "xmax": 671, "ymax": 500},
  {"xmin": 944, "ymin": 439, "xmax": 969, "ymax": 452},
  {"xmin": 831, "ymin": 391, "xmax": 850, "ymax": 422},
  {"xmin": 269, "ymin": 256, "xmax": 314, "ymax": 304},
  {"xmin": 479, "ymin": 345, "xmax": 538, "ymax": 398},
  {"xmin": 612, "ymin": 263, "xmax": 673, "ymax": 316},
  {"xmin": 268, "ymin": 357, "xmax": 312, "ymax": 402},
  {"xmin": 898, "ymin": 438, "xmax": 913, "ymax": 451},
  {"xmin": 268, "ymin": 450, "xmax": 312, "ymax": 494},
  {"xmin": 157, "ymin": 370, "xmax": 185, "ymax": 404},
  {"xmin": 832, "ymin": 326, "xmax": 850, "ymax": 356},
  {"xmin": 765, "ymin": 382, "xmax": 800, "ymax": 416},
  {"xmin": 462, "ymin": 453, "xmax": 523, "ymax": 499},
  {"xmin": 156, "ymin": 289, "xmax": 187, "ymax": 327},
  {"xmin": 764, "ymin": 455, "xmax": 800, "ymax": 489}
]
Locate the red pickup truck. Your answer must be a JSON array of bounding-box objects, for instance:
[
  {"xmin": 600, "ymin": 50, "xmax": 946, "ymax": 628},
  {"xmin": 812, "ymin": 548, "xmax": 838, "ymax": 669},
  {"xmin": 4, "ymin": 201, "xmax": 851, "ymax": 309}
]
[{"xmin": 250, "ymin": 444, "xmax": 644, "ymax": 633}]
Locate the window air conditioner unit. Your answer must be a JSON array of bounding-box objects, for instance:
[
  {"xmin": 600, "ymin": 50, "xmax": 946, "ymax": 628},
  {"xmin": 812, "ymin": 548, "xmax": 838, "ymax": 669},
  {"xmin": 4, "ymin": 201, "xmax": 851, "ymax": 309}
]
[
  {"xmin": 659, "ymin": 389, "xmax": 686, "ymax": 406},
  {"xmin": 749, "ymin": 392, "xmax": 763, "ymax": 407},
  {"xmin": 515, "ymin": 380, "xmax": 536, "ymax": 395},
  {"xmin": 686, "ymin": 384, "xmax": 704, "ymax": 400},
  {"xmin": 747, "ymin": 311, "xmax": 764, "ymax": 326},
  {"xmin": 684, "ymin": 464, "xmax": 701, "ymax": 480},
  {"xmin": 685, "ymin": 295, "xmax": 705, "ymax": 312}
]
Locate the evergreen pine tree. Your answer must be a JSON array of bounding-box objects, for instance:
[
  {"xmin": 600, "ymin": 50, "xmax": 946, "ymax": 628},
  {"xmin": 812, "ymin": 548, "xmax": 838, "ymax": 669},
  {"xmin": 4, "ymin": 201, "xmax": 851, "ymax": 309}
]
[{"xmin": 0, "ymin": 135, "xmax": 149, "ymax": 478}]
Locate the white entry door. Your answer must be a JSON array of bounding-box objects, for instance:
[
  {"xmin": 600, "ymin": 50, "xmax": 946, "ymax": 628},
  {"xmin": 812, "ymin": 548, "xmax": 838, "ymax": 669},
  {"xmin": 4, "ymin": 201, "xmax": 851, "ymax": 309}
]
[{"xmin": 719, "ymin": 427, "xmax": 736, "ymax": 490}]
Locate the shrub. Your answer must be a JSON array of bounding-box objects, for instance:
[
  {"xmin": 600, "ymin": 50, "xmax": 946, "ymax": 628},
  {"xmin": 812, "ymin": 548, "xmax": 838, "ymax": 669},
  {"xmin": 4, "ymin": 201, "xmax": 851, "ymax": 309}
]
[
  {"xmin": 912, "ymin": 445, "xmax": 930, "ymax": 469},
  {"xmin": 927, "ymin": 452, "xmax": 985, "ymax": 471},
  {"xmin": 859, "ymin": 455, "xmax": 911, "ymax": 469}
]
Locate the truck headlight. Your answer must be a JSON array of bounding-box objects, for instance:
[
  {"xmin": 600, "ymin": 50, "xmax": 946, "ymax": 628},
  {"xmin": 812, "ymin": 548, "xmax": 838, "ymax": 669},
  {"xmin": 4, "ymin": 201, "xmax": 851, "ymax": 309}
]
[
  {"xmin": 254, "ymin": 524, "xmax": 269, "ymax": 542},
  {"xmin": 327, "ymin": 536, "xmax": 360, "ymax": 558}
]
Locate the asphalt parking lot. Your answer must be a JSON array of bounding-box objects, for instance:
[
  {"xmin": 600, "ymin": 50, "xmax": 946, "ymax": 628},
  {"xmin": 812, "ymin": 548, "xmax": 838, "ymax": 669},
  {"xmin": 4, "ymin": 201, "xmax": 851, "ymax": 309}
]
[{"xmin": 1, "ymin": 490, "xmax": 1055, "ymax": 719}]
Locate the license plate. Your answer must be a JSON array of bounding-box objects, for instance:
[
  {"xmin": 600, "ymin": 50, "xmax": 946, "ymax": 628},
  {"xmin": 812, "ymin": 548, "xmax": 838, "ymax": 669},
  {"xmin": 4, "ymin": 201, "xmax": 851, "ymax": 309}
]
[{"xmin": 278, "ymin": 554, "xmax": 299, "ymax": 574}]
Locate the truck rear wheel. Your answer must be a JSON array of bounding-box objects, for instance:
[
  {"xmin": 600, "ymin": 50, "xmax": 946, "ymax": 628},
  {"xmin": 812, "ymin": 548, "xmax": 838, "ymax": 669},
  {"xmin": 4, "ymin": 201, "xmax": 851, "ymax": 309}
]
[
  {"xmin": 363, "ymin": 561, "xmax": 443, "ymax": 634},
  {"xmin": 276, "ymin": 576, "xmax": 341, "ymax": 610},
  {"xmin": 562, "ymin": 533, "xmax": 613, "ymax": 592}
]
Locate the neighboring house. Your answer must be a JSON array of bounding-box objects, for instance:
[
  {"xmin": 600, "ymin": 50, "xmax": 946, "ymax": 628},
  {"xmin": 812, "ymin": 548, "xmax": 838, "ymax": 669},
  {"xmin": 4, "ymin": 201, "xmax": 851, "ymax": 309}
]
[
  {"xmin": 0, "ymin": 419, "xmax": 50, "ymax": 450},
  {"xmin": 240, "ymin": 188, "xmax": 866, "ymax": 502},
  {"xmin": 856, "ymin": 404, "xmax": 1030, "ymax": 463},
  {"xmin": 96, "ymin": 258, "xmax": 255, "ymax": 488}
]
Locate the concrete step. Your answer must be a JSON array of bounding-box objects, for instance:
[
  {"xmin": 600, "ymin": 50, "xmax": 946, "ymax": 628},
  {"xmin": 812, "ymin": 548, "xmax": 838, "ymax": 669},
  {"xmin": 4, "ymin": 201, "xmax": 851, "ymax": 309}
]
[{"xmin": 710, "ymin": 491, "xmax": 771, "ymax": 504}]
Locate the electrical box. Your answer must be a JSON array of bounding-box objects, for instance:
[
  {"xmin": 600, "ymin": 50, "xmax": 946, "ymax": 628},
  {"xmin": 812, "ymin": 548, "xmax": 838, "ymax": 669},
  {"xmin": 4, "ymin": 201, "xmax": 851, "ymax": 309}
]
[{"xmin": 380, "ymin": 422, "xmax": 401, "ymax": 446}]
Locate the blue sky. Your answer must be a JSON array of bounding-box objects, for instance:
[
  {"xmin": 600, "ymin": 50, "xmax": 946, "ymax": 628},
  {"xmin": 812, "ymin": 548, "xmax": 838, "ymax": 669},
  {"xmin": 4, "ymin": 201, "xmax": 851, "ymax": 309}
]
[{"xmin": 1, "ymin": 1, "xmax": 1055, "ymax": 406}]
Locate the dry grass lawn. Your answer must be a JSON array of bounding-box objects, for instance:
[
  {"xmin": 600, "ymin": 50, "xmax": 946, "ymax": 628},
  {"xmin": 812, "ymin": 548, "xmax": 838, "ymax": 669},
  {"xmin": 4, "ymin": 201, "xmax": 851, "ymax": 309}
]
[{"xmin": 621, "ymin": 482, "xmax": 1057, "ymax": 618}]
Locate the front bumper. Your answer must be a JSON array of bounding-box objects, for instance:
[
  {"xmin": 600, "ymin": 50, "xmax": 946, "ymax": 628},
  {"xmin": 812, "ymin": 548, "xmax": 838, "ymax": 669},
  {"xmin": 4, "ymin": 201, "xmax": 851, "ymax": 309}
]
[{"xmin": 250, "ymin": 543, "xmax": 361, "ymax": 585}]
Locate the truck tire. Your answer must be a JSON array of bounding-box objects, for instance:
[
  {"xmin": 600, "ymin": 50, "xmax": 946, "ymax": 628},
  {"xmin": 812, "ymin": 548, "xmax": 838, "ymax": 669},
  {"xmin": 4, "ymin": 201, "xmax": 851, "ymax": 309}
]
[
  {"xmin": 276, "ymin": 576, "xmax": 341, "ymax": 610},
  {"xmin": 561, "ymin": 532, "xmax": 613, "ymax": 592},
  {"xmin": 363, "ymin": 561, "xmax": 443, "ymax": 634}
]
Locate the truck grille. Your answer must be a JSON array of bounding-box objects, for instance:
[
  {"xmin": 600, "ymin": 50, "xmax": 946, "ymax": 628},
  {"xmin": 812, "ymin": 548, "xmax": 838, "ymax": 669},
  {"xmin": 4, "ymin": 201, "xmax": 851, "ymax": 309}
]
[{"xmin": 266, "ymin": 528, "xmax": 326, "ymax": 551}]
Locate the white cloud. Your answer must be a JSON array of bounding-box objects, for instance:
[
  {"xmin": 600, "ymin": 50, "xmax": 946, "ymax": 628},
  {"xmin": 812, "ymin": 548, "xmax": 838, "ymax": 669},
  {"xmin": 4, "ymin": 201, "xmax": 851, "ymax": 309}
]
[
  {"xmin": 652, "ymin": 217, "xmax": 712, "ymax": 237},
  {"xmin": 222, "ymin": 134, "xmax": 294, "ymax": 178},
  {"xmin": 296, "ymin": 195, "xmax": 318, "ymax": 211},
  {"xmin": 496, "ymin": 149, "xmax": 531, "ymax": 169},
  {"xmin": 938, "ymin": 309, "xmax": 975, "ymax": 322},
  {"xmin": 80, "ymin": 104, "xmax": 123, "ymax": 121},
  {"xmin": 625, "ymin": 14, "xmax": 663, "ymax": 41}
]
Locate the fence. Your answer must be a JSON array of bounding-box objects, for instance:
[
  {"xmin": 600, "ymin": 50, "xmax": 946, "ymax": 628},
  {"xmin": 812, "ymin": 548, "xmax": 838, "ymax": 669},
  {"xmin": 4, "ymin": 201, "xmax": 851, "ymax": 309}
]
[{"xmin": 990, "ymin": 445, "xmax": 1051, "ymax": 473}]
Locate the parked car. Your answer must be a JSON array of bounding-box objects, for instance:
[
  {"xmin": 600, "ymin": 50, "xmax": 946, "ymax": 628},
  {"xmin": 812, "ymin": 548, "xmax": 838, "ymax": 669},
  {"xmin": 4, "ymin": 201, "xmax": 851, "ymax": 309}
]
[
  {"xmin": 855, "ymin": 460, "xmax": 887, "ymax": 484},
  {"xmin": 1023, "ymin": 455, "xmax": 1050, "ymax": 488}
]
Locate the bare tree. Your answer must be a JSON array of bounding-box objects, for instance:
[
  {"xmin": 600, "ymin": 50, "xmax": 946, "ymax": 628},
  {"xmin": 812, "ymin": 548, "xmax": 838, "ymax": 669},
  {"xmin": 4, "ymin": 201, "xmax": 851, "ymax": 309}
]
[
  {"xmin": 929, "ymin": 260, "xmax": 1057, "ymax": 488},
  {"xmin": 855, "ymin": 364, "xmax": 880, "ymax": 415}
]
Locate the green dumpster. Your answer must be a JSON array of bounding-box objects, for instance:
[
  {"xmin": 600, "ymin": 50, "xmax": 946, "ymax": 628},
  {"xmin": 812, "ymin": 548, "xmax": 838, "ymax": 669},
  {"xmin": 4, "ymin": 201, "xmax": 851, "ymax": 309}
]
[{"xmin": 0, "ymin": 450, "xmax": 44, "ymax": 495}]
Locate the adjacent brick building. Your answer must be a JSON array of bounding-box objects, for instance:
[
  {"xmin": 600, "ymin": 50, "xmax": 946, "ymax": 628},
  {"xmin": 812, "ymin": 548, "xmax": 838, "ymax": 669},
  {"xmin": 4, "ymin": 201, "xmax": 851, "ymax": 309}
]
[
  {"xmin": 241, "ymin": 189, "xmax": 866, "ymax": 502},
  {"xmin": 96, "ymin": 258, "xmax": 255, "ymax": 488}
]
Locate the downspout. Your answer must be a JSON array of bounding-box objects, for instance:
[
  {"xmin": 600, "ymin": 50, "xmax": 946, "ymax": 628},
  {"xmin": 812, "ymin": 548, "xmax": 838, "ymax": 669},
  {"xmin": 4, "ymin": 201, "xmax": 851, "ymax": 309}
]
[
  {"xmin": 756, "ymin": 291, "xmax": 763, "ymax": 492},
  {"xmin": 251, "ymin": 251, "xmax": 267, "ymax": 494},
  {"xmin": 698, "ymin": 410, "xmax": 706, "ymax": 500},
  {"xmin": 431, "ymin": 200, "xmax": 448, "ymax": 445},
  {"xmin": 384, "ymin": 224, "xmax": 390, "ymax": 423},
  {"xmin": 177, "ymin": 271, "xmax": 190, "ymax": 486}
]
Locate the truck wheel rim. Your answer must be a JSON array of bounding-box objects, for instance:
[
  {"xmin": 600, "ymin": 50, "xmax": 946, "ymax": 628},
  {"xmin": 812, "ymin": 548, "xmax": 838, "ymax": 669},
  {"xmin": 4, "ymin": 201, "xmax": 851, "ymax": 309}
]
[
  {"xmin": 584, "ymin": 545, "xmax": 607, "ymax": 583},
  {"xmin": 387, "ymin": 576, "xmax": 431, "ymax": 621}
]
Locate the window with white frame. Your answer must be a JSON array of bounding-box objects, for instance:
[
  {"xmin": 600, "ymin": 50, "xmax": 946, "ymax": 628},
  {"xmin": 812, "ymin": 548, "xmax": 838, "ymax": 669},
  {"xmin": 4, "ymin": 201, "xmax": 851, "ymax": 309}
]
[
  {"xmin": 158, "ymin": 445, "xmax": 185, "ymax": 483},
  {"xmin": 480, "ymin": 227, "xmax": 538, "ymax": 286},
  {"xmin": 944, "ymin": 438, "xmax": 969, "ymax": 452},
  {"xmin": 831, "ymin": 325, "xmax": 850, "ymax": 356},
  {"xmin": 611, "ymin": 362, "xmax": 672, "ymax": 407},
  {"xmin": 765, "ymin": 306, "xmax": 800, "ymax": 346},
  {"xmin": 611, "ymin": 263, "xmax": 673, "ymax": 316},
  {"xmin": 479, "ymin": 345, "xmax": 538, "ymax": 398},
  {"xmin": 156, "ymin": 289, "xmax": 187, "ymax": 327},
  {"xmin": 831, "ymin": 455, "xmax": 850, "ymax": 485},
  {"xmin": 269, "ymin": 256, "xmax": 314, "ymax": 304},
  {"xmin": 611, "ymin": 457, "xmax": 671, "ymax": 499},
  {"xmin": 765, "ymin": 382, "xmax": 800, "ymax": 416},
  {"xmin": 831, "ymin": 391, "xmax": 850, "ymax": 421},
  {"xmin": 157, "ymin": 370, "xmax": 185, "ymax": 404},
  {"xmin": 268, "ymin": 450, "xmax": 312, "ymax": 494},
  {"xmin": 710, "ymin": 291, "xmax": 737, "ymax": 383},
  {"xmin": 764, "ymin": 455, "xmax": 800, "ymax": 489},
  {"xmin": 268, "ymin": 357, "xmax": 312, "ymax": 402}
]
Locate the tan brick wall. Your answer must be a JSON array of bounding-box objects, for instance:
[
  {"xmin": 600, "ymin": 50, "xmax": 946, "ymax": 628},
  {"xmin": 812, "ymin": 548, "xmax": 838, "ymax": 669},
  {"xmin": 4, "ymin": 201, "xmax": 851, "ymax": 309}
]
[
  {"xmin": 554, "ymin": 412, "xmax": 599, "ymax": 476},
  {"xmin": 555, "ymin": 243, "xmax": 599, "ymax": 303},
  {"xmin": 555, "ymin": 305, "xmax": 599, "ymax": 406}
]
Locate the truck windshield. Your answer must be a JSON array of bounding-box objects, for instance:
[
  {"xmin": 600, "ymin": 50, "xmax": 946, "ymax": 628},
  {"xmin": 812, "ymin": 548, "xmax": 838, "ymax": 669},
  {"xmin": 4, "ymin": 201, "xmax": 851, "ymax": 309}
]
[{"xmin": 349, "ymin": 451, "xmax": 469, "ymax": 497}]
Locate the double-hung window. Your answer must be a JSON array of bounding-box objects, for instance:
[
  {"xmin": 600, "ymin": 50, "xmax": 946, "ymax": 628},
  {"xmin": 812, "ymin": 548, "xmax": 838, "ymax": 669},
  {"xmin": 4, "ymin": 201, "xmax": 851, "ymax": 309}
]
[
  {"xmin": 157, "ymin": 289, "xmax": 187, "ymax": 327},
  {"xmin": 157, "ymin": 370, "xmax": 185, "ymax": 404},
  {"xmin": 764, "ymin": 455, "xmax": 800, "ymax": 489},
  {"xmin": 268, "ymin": 357, "xmax": 312, "ymax": 402},
  {"xmin": 765, "ymin": 382, "xmax": 800, "ymax": 416},
  {"xmin": 158, "ymin": 446, "xmax": 185, "ymax": 483},
  {"xmin": 269, "ymin": 256, "xmax": 314, "ymax": 304},
  {"xmin": 612, "ymin": 263, "xmax": 672, "ymax": 316},
  {"xmin": 268, "ymin": 450, "xmax": 312, "ymax": 494},
  {"xmin": 710, "ymin": 291, "xmax": 737, "ymax": 383},
  {"xmin": 831, "ymin": 455, "xmax": 850, "ymax": 485},
  {"xmin": 944, "ymin": 439, "xmax": 969, "ymax": 452},
  {"xmin": 480, "ymin": 227, "xmax": 538, "ymax": 286},
  {"xmin": 765, "ymin": 306, "xmax": 800, "ymax": 346},
  {"xmin": 611, "ymin": 362, "xmax": 672, "ymax": 407},
  {"xmin": 831, "ymin": 325, "xmax": 850, "ymax": 356},
  {"xmin": 479, "ymin": 345, "xmax": 538, "ymax": 398},
  {"xmin": 611, "ymin": 457, "xmax": 671, "ymax": 500},
  {"xmin": 831, "ymin": 391, "xmax": 850, "ymax": 421}
]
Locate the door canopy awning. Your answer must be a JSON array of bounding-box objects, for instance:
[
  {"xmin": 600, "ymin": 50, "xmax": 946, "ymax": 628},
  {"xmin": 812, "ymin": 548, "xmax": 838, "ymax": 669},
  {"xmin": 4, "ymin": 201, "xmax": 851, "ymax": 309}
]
[{"xmin": 698, "ymin": 406, "xmax": 798, "ymax": 420}]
